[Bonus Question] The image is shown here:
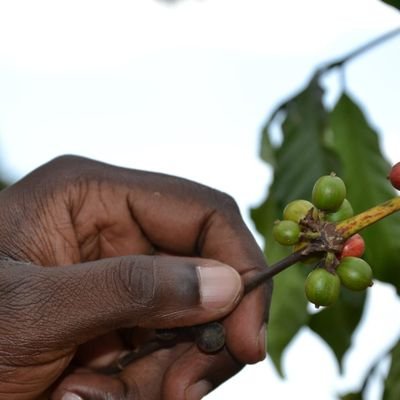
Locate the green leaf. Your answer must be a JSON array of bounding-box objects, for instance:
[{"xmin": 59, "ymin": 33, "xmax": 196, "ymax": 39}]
[
  {"xmin": 380, "ymin": 0, "xmax": 400, "ymax": 10},
  {"xmin": 268, "ymin": 262, "xmax": 309, "ymax": 375},
  {"xmin": 329, "ymin": 93, "xmax": 400, "ymax": 291},
  {"xmin": 251, "ymin": 76, "xmax": 341, "ymax": 373},
  {"xmin": 251, "ymin": 193, "xmax": 282, "ymax": 247},
  {"xmin": 272, "ymin": 77, "xmax": 340, "ymax": 204},
  {"xmin": 383, "ymin": 340, "xmax": 400, "ymax": 400},
  {"xmin": 259, "ymin": 123, "xmax": 277, "ymax": 167},
  {"xmin": 252, "ymin": 194, "xmax": 308, "ymax": 375},
  {"xmin": 309, "ymin": 287, "xmax": 366, "ymax": 371}
]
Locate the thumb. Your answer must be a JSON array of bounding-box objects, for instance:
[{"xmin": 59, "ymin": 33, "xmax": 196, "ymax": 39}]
[{"xmin": 7, "ymin": 256, "xmax": 242, "ymax": 347}]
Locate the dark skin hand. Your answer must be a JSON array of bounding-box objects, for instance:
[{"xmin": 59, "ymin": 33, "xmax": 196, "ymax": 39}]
[{"xmin": 0, "ymin": 155, "xmax": 271, "ymax": 400}]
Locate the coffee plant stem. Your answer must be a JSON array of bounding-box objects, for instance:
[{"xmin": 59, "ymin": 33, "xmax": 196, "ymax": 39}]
[
  {"xmin": 337, "ymin": 197, "xmax": 400, "ymax": 239},
  {"xmin": 244, "ymin": 250, "xmax": 305, "ymax": 293},
  {"xmin": 318, "ymin": 26, "xmax": 400, "ymax": 73}
]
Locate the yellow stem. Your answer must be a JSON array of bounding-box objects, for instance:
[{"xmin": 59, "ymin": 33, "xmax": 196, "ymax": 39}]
[{"xmin": 336, "ymin": 197, "xmax": 400, "ymax": 239}]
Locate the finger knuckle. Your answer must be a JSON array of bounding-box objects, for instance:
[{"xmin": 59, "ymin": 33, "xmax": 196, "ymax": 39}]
[
  {"xmin": 216, "ymin": 191, "xmax": 240, "ymax": 212},
  {"xmin": 48, "ymin": 154, "xmax": 88, "ymax": 168},
  {"xmin": 114, "ymin": 256, "xmax": 157, "ymax": 308},
  {"xmin": 41, "ymin": 155, "xmax": 98, "ymax": 185}
]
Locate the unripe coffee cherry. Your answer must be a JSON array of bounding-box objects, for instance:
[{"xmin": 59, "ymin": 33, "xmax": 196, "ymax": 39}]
[
  {"xmin": 312, "ymin": 174, "xmax": 346, "ymax": 212},
  {"xmin": 273, "ymin": 220, "xmax": 300, "ymax": 245},
  {"xmin": 283, "ymin": 199, "xmax": 314, "ymax": 223},
  {"xmin": 336, "ymin": 257, "xmax": 373, "ymax": 291},
  {"xmin": 325, "ymin": 199, "xmax": 354, "ymax": 222},
  {"xmin": 304, "ymin": 268, "xmax": 340, "ymax": 307}
]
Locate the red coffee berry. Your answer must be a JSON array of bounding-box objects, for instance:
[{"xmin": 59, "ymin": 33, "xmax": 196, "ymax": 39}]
[
  {"xmin": 389, "ymin": 162, "xmax": 400, "ymax": 190},
  {"xmin": 340, "ymin": 234, "xmax": 365, "ymax": 259}
]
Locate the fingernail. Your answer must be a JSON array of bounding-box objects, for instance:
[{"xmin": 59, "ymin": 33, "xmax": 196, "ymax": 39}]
[
  {"xmin": 61, "ymin": 393, "xmax": 83, "ymax": 400},
  {"xmin": 197, "ymin": 265, "xmax": 242, "ymax": 309},
  {"xmin": 258, "ymin": 323, "xmax": 267, "ymax": 360},
  {"xmin": 185, "ymin": 380, "xmax": 213, "ymax": 399}
]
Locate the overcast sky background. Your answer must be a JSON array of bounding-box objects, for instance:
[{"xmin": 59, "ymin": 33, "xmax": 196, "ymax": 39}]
[{"xmin": 0, "ymin": 0, "xmax": 399, "ymax": 398}]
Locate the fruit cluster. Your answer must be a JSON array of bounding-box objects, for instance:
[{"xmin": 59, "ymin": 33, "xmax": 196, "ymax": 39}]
[{"xmin": 272, "ymin": 173, "xmax": 373, "ymax": 308}]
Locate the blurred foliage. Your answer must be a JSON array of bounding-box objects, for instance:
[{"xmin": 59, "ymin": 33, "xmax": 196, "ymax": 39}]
[
  {"xmin": 341, "ymin": 393, "xmax": 364, "ymax": 400},
  {"xmin": 340, "ymin": 340, "xmax": 400, "ymax": 399},
  {"xmin": 251, "ymin": 33, "xmax": 400, "ymax": 396},
  {"xmin": 381, "ymin": 0, "xmax": 400, "ymax": 10},
  {"xmin": 383, "ymin": 340, "xmax": 400, "ymax": 399}
]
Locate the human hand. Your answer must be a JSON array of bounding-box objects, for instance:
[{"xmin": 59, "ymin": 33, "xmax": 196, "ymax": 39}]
[{"xmin": 0, "ymin": 156, "xmax": 270, "ymax": 400}]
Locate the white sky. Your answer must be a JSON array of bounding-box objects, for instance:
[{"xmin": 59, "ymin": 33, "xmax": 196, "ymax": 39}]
[{"xmin": 0, "ymin": 0, "xmax": 400, "ymax": 399}]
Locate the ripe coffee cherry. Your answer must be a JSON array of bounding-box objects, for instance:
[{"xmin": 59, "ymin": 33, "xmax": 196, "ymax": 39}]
[
  {"xmin": 305, "ymin": 268, "xmax": 340, "ymax": 307},
  {"xmin": 325, "ymin": 199, "xmax": 354, "ymax": 222},
  {"xmin": 273, "ymin": 220, "xmax": 300, "ymax": 245},
  {"xmin": 283, "ymin": 199, "xmax": 314, "ymax": 223},
  {"xmin": 340, "ymin": 234, "xmax": 365, "ymax": 258},
  {"xmin": 389, "ymin": 162, "xmax": 400, "ymax": 190},
  {"xmin": 312, "ymin": 174, "xmax": 346, "ymax": 212},
  {"xmin": 336, "ymin": 257, "xmax": 373, "ymax": 291}
]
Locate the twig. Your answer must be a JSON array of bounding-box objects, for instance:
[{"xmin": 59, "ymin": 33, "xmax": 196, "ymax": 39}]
[
  {"xmin": 262, "ymin": 27, "xmax": 400, "ymax": 129},
  {"xmin": 243, "ymin": 250, "xmax": 306, "ymax": 294},
  {"xmin": 318, "ymin": 27, "xmax": 400, "ymax": 73}
]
